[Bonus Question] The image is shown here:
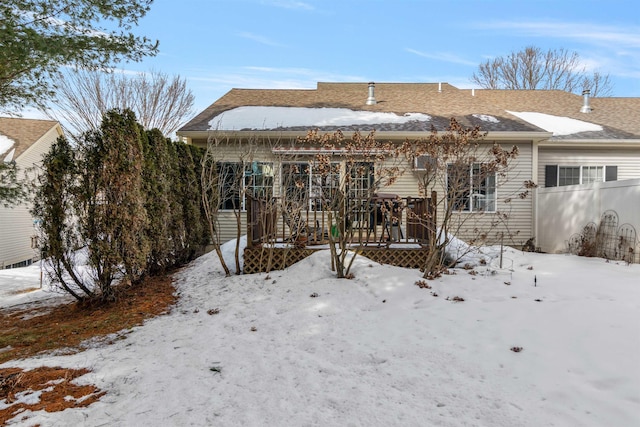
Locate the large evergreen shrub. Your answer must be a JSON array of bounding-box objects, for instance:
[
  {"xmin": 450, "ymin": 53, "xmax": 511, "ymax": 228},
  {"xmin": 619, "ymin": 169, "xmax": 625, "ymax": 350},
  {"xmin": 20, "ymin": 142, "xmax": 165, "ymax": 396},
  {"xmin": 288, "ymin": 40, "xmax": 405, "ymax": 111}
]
[{"xmin": 34, "ymin": 109, "xmax": 207, "ymax": 302}]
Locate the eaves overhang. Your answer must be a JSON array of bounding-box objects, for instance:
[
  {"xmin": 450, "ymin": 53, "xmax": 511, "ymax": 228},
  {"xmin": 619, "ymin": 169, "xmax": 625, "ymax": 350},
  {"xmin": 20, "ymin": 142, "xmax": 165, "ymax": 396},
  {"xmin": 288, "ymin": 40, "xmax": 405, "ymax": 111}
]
[
  {"xmin": 177, "ymin": 129, "xmax": 553, "ymax": 143},
  {"xmin": 538, "ymin": 139, "xmax": 640, "ymax": 148}
]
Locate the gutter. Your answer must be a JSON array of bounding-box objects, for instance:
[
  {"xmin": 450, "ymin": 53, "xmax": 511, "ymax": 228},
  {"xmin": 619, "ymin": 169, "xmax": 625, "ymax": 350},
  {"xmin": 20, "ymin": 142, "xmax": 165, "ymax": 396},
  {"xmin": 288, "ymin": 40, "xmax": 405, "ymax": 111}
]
[
  {"xmin": 177, "ymin": 129, "xmax": 553, "ymax": 143},
  {"xmin": 538, "ymin": 139, "xmax": 640, "ymax": 148}
]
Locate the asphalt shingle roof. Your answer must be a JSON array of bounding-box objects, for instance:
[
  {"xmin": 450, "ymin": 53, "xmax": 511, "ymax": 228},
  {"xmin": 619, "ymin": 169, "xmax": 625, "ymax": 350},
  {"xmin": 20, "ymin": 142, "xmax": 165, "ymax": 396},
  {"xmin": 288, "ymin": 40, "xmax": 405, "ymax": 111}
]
[
  {"xmin": 179, "ymin": 83, "xmax": 640, "ymax": 139},
  {"xmin": 0, "ymin": 117, "xmax": 59, "ymax": 159}
]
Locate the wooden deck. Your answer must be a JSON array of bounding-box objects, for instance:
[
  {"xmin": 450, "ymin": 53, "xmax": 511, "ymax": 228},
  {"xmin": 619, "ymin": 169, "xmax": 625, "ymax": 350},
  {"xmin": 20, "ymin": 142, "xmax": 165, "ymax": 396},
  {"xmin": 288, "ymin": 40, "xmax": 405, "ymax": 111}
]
[
  {"xmin": 244, "ymin": 195, "xmax": 435, "ymax": 273},
  {"xmin": 243, "ymin": 245, "xmax": 430, "ymax": 274}
]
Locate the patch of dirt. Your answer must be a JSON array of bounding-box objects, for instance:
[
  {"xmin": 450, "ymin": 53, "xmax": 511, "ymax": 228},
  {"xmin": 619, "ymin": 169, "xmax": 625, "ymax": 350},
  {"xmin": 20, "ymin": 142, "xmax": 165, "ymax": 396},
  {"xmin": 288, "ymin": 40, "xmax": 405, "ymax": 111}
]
[
  {"xmin": 7, "ymin": 288, "xmax": 41, "ymax": 296},
  {"xmin": 0, "ymin": 366, "xmax": 106, "ymax": 424},
  {"xmin": 0, "ymin": 274, "xmax": 178, "ymax": 425}
]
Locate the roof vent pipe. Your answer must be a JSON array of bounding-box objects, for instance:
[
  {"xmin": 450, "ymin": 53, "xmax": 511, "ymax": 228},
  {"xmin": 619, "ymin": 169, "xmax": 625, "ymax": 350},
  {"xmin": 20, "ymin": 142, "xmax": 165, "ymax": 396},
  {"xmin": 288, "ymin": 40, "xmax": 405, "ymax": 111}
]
[
  {"xmin": 580, "ymin": 89, "xmax": 592, "ymax": 113},
  {"xmin": 438, "ymin": 82, "xmax": 442, "ymax": 93},
  {"xmin": 366, "ymin": 82, "xmax": 376, "ymax": 105}
]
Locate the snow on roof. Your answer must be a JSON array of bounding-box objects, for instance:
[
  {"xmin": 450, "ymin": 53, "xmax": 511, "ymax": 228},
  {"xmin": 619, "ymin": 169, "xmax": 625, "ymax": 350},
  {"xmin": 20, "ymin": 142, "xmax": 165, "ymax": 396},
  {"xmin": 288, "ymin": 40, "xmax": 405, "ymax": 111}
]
[
  {"xmin": 472, "ymin": 114, "xmax": 499, "ymax": 124},
  {"xmin": 209, "ymin": 106, "xmax": 432, "ymax": 130},
  {"xmin": 3, "ymin": 148, "xmax": 16, "ymax": 162},
  {"xmin": 0, "ymin": 134, "xmax": 15, "ymax": 159},
  {"xmin": 507, "ymin": 111, "xmax": 603, "ymax": 136}
]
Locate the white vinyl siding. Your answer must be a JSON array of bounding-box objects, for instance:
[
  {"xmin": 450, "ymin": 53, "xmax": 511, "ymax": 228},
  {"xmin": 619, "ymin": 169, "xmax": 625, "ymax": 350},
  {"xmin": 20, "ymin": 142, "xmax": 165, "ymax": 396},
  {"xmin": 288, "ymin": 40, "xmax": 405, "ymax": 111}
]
[
  {"xmin": 538, "ymin": 147, "xmax": 640, "ymax": 187},
  {"xmin": 198, "ymin": 138, "xmax": 535, "ymax": 247},
  {"xmin": 385, "ymin": 141, "xmax": 535, "ymax": 246},
  {"xmin": 0, "ymin": 126, "xmax": 60, "ymax": 269}
]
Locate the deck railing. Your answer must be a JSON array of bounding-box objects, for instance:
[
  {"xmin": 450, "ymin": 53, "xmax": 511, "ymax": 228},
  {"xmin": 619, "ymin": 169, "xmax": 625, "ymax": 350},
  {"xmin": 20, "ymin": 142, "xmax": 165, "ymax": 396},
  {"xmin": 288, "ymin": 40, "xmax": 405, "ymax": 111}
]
[{"xmin": 246, "ymin": 194, "xmax": 435, "ymax": 248}]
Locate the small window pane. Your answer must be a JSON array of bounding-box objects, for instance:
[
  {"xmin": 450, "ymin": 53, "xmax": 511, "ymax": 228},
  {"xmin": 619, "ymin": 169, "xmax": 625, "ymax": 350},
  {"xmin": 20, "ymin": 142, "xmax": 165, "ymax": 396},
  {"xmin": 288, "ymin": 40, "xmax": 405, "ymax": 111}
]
[
  {"xmin": 245, "ymin": 162, "xmax": 274, "ymax": 200},
  {"xmin": 582, "ymin": 166, "xmax": 603, "ymax": 184},
  {"xmin": 472, "ymin": 163, "xmax": 496, "ymax": 212},
  {"xmin": 218, "ymin": 162, "xmax": 242, "ymax": 210},
  {"xmin": 282, "ymin": 162, "xmax": 310, "ymax": 207},
  {"xmin": 447, "ymin": 163, "xmax": 471, "ymax": 211},
  {"xmin": 558, "ymin": 166, "xmax": 580, "ymax": 186},
  {"xmin": 448, "ymin": 163, "xmax": 496, "ymax": 212}
]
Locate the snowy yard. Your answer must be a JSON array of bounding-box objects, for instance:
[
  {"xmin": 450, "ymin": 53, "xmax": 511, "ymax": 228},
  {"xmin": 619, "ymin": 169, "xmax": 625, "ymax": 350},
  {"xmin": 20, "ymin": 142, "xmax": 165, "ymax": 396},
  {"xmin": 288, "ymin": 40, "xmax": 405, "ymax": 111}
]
[{"xmin": 0, "ymin": 243, "xmax": 639, "ymax": 426}]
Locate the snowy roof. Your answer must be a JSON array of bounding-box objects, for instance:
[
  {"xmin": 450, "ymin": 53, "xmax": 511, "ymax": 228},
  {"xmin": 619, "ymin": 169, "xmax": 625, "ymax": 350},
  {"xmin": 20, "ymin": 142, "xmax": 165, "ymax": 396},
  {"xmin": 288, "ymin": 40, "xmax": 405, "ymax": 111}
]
[
  {"xmin": 178, "ymin": 83, "xmax": 640, "ymax": 141},
  {"xmin": 209, "ymin": 106, "xmax": 432, "ymax": 131},
  {"xmin": 0, "ymin": 134, "xmax": 15, "ymax": 161},
  {"xmin": 0, "ymin": 117, "xmax": 60, "ymax": 160},
  {"xmin": 506, "ymin": 111, "xmax": 603, "ymax": 136}
]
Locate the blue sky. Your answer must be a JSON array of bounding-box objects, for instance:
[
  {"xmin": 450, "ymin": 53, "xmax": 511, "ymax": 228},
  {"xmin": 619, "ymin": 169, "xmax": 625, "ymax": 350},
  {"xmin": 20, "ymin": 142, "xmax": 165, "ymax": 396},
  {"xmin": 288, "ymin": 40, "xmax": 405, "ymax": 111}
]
[{"xmin": 119, "ymin": 0, "xmax": 640, "ymax": 114}]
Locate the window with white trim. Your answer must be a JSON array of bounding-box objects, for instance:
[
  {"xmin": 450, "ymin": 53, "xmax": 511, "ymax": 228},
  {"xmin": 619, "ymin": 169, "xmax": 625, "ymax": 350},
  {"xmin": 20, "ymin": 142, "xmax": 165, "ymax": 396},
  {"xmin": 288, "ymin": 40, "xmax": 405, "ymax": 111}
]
[
  {"xmin": 281, "ymin": 161, "xmax": 340, "ymax": 210},
  {"xmin": 558, "ymin": 166, "xmax": 580, "ymax": 186},
  {"xmin": 545, "ymin": 165, "xmax": 614, "ymax": 187},
  {"xmin": 447, "ymin": 163, "xmax": 497, "ymax": 212},
  {"xmin": 347, "ymin": 162, "xmax": 375, "ymax": 223},
  {"xmin": 581, "ymin": 166, "xmax": 604, "ymax": 184},
  {"xmin": 218, "ymin": 162, "xmax": 242, "ymax": 210},
  {"xmin": 245, "ymin": 161, "xmax": 274, "ymax": 200},
  {"xmin": 218, "ymin": 161, "xmax": 274, "ymax": 210}
]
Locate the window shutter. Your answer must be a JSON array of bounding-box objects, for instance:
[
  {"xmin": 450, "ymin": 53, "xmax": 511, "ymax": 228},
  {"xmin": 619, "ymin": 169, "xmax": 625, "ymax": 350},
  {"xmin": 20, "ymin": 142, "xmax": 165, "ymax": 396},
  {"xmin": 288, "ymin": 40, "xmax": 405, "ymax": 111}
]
[
  {"xmin": 545, "ymin": 165, "xmax": 558, "ymax": 187},
  {"xmin": 605, "ymin": 166, "xmax": 618, "ymax": 182}
]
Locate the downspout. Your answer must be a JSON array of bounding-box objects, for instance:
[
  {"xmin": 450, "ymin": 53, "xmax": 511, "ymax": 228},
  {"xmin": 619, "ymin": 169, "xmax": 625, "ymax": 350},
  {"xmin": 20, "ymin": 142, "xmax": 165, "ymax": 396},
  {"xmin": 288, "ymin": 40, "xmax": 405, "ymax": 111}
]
[{"xmin": 532, "ymin": 139, "xmax": 539, "ymax": 248}]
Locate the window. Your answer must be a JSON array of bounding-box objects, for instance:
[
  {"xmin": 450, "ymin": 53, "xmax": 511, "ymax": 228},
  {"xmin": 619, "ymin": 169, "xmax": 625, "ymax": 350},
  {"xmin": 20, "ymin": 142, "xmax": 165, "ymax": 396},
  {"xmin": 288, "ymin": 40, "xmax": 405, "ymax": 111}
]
[
  {"xmin": 245, "ymin": 162, "xmax": 274, "ymax": 200},
  {"xmin": 348, "ymin": 162, "xmax": 374, "ymax": 200},
  {"xmin": 347, "ymin": 162, "xmax": 375, "ymax": 223},
  {"xmin": 311, "ymin": 163, "xmax": 340, "ymax": 210},
  {"xmin": 558, "ymin": 166, "xmax": 580, "ymax": 186},
  {"xmin": 545, "ymin": 165, "xmax": 614, "ymax": 187},
  {"xmin": 218, "ymin": 161, "xmax": 274, "ymax": 210},
  {"xmin": 281, "ymin": 162, "xmax": 340, "ymax": 210},
  {"xmin": 582, "ymin": 166, "xmax": 603, "ymax": 184},
  {"xmin": 447, "ymin": 163, "xmax": 496, "ymax": 212},
  {"xmin": 218, "ymin": 162, "xmax": 242, "ymax": 210}
]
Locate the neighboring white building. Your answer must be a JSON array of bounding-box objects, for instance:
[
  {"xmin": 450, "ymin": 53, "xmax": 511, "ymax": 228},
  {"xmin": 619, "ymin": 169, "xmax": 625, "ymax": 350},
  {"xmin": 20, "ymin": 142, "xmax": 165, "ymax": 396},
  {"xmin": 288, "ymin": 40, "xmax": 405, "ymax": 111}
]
[{"xmin": 0, "ymin": 117, "xmax": 63, "ymax": 269}]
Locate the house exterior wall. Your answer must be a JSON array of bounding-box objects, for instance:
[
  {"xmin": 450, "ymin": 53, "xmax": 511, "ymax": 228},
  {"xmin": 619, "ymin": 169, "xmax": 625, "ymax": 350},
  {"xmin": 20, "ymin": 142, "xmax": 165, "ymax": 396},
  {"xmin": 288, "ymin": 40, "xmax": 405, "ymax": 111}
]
[
  {"xmin": 537, "ymin": 147, "xmax": 640, "ymax": 185},
  {"xmin": 0, "ymin": 126, "xmax": 60, "ymax": 269},
  {"xmin": 537, "ymin": 178, "xmax": 640, "ymax": 254},
  {"xmin": 191, "ymin": 137, "xmax": 536, "ymax": 247},
  {"xmin": 383, "ymin": 140, "xmax": 535, "ymax": 247}
]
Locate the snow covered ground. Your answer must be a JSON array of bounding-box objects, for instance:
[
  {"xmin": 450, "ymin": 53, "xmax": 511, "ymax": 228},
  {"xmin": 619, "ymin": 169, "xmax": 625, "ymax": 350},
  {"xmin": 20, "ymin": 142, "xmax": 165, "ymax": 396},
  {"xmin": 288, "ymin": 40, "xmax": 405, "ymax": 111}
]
[{"xmin": 1, "ymin": 242, "xmax": 639, "ymax": 426}]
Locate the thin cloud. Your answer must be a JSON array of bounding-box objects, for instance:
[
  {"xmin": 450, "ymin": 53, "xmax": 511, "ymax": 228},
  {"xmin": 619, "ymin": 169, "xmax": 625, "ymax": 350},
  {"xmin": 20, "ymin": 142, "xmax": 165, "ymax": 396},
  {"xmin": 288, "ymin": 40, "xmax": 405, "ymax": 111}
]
[
  {"xmin": 191, "ymin": 68, "xmax": 362, "ymax": 86},
  {"xmin": 478, "ymin": 21, "xmax": 640, "ymax": 48},
  {"xmin": 238, "ymin": 32, "xmax": 285, "ymax": 47},
  {"xmin": 242, "ymin": 66, "xmax": 363, "ymax": 81},
  {"xmin": 263, "ymin": 0, "xmax": 315, "ymax": 10},
  {"xmin": 405, "ymin": 48, "xmax": 477, "ymax": 66}
]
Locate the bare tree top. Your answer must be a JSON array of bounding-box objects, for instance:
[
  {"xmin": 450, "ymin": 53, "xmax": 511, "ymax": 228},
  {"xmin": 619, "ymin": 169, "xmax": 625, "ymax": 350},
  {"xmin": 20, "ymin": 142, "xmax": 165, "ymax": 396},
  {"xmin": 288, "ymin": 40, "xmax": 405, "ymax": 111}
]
[
  {"xmin": 471, "ymin": 46, "xmax": 613, "ymax": 97},
  {"xmin": 45, "ymin": 69, "xmax": 195, "ymax": 139}
]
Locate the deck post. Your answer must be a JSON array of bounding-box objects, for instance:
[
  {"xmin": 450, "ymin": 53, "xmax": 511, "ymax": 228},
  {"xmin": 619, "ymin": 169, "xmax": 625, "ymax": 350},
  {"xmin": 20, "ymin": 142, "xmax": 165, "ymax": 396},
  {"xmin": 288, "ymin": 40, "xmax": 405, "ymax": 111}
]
[
  {"xmin": 430, "ymin": 190, "xmax": 438, "ymax": 246},
  {"xmin": 246, "ymin": 196, "xmax": 253, "ymax": 248}
]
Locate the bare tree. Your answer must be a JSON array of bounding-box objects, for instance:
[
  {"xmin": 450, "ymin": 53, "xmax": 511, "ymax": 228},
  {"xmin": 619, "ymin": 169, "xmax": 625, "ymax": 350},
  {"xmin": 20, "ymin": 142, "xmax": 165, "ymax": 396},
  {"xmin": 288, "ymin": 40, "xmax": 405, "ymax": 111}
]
[
  {"xmin": 296, "ymin": 129, "xmax": 406, "ymax": 279},
  {"xmin": 472, "ymin": 46, "xmax": 613, "ymax": 96},
  {"xmin": 44, "ymin": 69, "xmax": 194, "ymax": 138},
  {"xmin": 201, "ymin": 139, "xmax": 232, "ymax": 277},
  {"xmin": 405, "ymin": 118, "xmax": 533, "ymax": 277},
  {"xmin": 201, "ymin": 133, "xmax": 265, "ymax": 276}
]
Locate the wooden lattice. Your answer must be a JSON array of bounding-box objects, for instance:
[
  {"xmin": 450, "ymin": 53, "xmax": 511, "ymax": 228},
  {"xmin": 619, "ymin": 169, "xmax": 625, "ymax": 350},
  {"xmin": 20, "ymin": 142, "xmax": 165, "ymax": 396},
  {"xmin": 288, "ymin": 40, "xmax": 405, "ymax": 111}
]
[
  {"xmin": 243, "ymin": 246, "xmax": 429, "ymax": 274},
  {"xmin": 243, "ymin": 247, "xmax": 317, "ymax": 274},
  {"xmin": 359, "ymin": 247, "xmax": 428, "ymax": 269}
]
